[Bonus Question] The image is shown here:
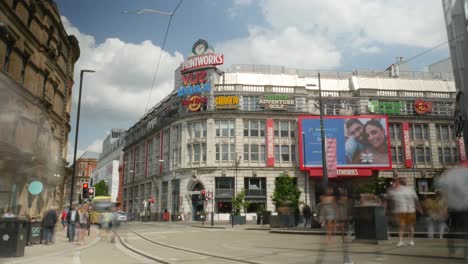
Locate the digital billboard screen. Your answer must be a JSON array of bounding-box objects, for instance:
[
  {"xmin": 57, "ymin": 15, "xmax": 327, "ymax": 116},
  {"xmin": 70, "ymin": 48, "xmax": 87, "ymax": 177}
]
[{"xmin": 298, "ymin": 115, "xmax": 392, "ymax": 170}]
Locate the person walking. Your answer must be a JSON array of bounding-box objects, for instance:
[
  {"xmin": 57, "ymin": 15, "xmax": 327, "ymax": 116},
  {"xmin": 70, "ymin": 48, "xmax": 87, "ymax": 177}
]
[
  {"xmin": 77, "ymin": 204, "xmax": 89, "ymax": 246},
  {"xmin": 67, "ymin": 205, "xmax": 79, "ymax": 242},
  {"xmin": 43, "ymin": 207, "xmax": 58, "ymax": 245},
  {"xmin": 302, "ymin": 205, "xmax": 312, "ymax": 228},
  {"xmin": 61, "ymin": 209, "xmax": 67, "ymax": 230},
  {"xmin": 423, "ymin": 192, "xmax": 448, "ymax": 239},
  {"xmin": 388, "ymin": 178, "xmax": 422, "ymax": 247},
  {"xmin": 319, "ymin": 187, "xmax": 338, "ymax": 244}
]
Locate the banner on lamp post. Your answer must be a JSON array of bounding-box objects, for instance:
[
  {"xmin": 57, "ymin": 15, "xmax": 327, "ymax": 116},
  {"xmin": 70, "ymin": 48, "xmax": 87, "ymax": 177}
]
[
  {"xmin": 326, "ymin": 138, "xmax": 337, "ymax": 178},
  {"xmin": 266, "ymin": 119, "xmax": 274, "ymax": 167},
  {"xmin": 459, "ymin": 137, "xmax": 467, "ymax": 161}
]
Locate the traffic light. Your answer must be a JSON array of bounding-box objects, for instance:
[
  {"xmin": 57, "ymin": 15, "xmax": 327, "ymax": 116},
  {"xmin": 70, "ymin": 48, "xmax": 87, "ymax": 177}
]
[
  {"xmin": 201, "ymin": 190, "xmax": 206, "ymax": 200},
  {"xmin": 82, "ymin": 182, "xmax": 89, "ymax": 199}
]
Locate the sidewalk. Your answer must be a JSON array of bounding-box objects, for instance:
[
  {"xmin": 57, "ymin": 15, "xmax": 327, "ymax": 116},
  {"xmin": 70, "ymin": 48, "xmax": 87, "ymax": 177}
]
[{"xmin": 0, "ymin": 226, "xmax": 100, "ymax": 263}]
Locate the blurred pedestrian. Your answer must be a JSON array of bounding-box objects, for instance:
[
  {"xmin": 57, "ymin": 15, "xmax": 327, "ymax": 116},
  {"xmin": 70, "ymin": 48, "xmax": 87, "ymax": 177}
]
[
  {"xmin": 67, "ymin": 205, "xmax": 79, "ymax": 242},
  {"xmin": 43, "ymin": 207, "xmax": 58, "ymax": 245},
  {"xmin": 337, "ymin": 188, "xmax": 351, "ymax": 241},
  {"xmin": 99, "ymin": 211, "xmax": 112, "ymax": 241},
  {"xmin": 302, "ymin": 205, "xmax": 312, "ymax": 228},
  {"xmin": 319, "ymin": 187, "xmax": 338, "ymax": 244},
  {"xmin": 423, "ymin": 192, "xmax": 448, "ymax": 239},
  {"xmin": 61, "ymin": 209, "xmax": 67, "ymax": 230},
  {"xmin": 387, "ymin": 178, "xmax": 422, "ymax": 247},
  {"xmin": 78, "ymin": 204, "xmax": 89, "ymax": 246},
  {"xmin": 2, "ymin": 208, "xmax": 15, "ymax": 218}
]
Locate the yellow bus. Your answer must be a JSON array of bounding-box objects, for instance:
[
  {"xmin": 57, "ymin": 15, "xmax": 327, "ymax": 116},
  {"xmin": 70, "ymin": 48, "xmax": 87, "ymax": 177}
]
[{"xmin": 90, "ymin": 196, "xmax": 113, "ymax": 224}]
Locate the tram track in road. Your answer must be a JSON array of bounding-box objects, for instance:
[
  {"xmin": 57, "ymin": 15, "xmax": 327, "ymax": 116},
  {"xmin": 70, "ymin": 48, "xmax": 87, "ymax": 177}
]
[{"xmin": 114, "ymin": 227, "xmax": 263, "ymax": 264}]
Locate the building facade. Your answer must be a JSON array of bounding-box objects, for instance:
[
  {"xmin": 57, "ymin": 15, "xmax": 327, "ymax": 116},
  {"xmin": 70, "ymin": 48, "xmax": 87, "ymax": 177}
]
[
  {"xmin": 91, "ymin": 129, "xmax": 126, "ymax": 203},
  {"xmin": 0, "ymin": 0, "xmax": 80, "ymax": 216},
  {"xmin": 121, "ymin": 42, "xmax": 459, "ymax": 222},
  {"xmin": 65, "ymin": 151, "xmax": 98, "ymax": 205}
]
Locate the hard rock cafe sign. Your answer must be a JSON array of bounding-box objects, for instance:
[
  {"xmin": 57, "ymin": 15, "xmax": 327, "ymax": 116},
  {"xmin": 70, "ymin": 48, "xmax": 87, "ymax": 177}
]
[
  {"xmin": 414, "ymin": 100, "xmax": 433, "ymax": 114},
  {"xmin": 182, "ymin": 95, "xmax": 207, "ymax": 112}
]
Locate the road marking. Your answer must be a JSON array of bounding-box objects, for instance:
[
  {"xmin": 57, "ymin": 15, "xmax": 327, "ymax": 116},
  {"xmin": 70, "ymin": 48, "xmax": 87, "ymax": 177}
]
[
  {"xmin": 72, "ymin": 251, "xmax": 81, "ymax": 264},
  {"xmin": 114, "ymin": 237, "xmax": 155, "ymax": 263}
]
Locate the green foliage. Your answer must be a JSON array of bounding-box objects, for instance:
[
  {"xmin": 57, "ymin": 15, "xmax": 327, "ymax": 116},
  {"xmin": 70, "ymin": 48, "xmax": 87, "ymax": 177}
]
[
  {"xmin": 94, "ymin": 180, "xmax": 109, "ymax": 196},
  {"xmin": 272, "ymin": 173, "xmax": 301, "ymax": 210},
  {"xmin": 232, "ymin": 190, "xmax": 249, "ymax": 216},
  {"xmin": 355, "ymin": 177, "xmax": 388, "ymax": 196}
]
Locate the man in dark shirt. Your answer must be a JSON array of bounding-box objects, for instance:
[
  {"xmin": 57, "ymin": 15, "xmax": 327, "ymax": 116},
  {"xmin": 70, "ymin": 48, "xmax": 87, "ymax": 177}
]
[{"xmin": 43, "ymin": 208, "xmax": 58, "ymax": 245}]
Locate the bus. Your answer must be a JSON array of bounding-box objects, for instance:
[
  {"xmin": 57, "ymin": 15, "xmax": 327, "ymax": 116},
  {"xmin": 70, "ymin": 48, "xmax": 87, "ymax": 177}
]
[{"xmin": 90, "ymin": 196, "xmax": 113, "ymax": 224}]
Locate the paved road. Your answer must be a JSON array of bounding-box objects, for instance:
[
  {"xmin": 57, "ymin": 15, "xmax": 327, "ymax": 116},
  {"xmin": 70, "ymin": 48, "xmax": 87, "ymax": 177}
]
[{"xmin": 1, "ymin": 222, "xmax": 466, "ymax": 264}]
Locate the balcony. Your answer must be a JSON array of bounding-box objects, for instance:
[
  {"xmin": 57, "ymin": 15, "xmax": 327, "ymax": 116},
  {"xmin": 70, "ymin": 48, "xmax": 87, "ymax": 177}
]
[
  {"xmin": 215, "ymin": 189, "xmax": 234, "ymax": 198},
  {"xmin": 245, "ymin": 189, "xmax": 266, "ymax": 197}
]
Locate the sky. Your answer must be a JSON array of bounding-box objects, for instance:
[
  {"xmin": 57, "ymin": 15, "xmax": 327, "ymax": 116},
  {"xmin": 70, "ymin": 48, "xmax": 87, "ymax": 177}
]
[{"xmin": 54, "ymin": 0, "xmax": 451, "ymax": 162}]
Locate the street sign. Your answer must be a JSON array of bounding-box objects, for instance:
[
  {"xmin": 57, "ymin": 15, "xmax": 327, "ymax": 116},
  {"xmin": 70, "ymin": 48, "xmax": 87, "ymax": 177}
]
[{"xmin": 207, "ymin": 191, "xmax": 213, "ymax": 200}]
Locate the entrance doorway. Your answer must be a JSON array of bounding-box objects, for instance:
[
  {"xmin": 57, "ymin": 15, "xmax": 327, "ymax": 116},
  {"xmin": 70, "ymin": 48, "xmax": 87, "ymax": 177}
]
[{"xmin": 191, "ymin": 182, "xmax": 205, "ymax": 221}]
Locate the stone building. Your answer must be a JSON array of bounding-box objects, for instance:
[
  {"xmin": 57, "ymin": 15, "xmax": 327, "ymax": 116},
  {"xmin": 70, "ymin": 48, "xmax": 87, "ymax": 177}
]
[
  {"xmin": 120, "ymin": 42, "xmax": 459, "ymax": 222},
  {"xmin": 0, "ymin": 0, "xmax": 80, "ymax": 216}
]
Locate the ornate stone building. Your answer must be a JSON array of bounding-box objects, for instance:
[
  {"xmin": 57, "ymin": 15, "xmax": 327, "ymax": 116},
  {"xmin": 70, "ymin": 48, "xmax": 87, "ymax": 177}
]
[{"xmin": 0, "ymin": 0, "xmax": 80, "ymax": 216}]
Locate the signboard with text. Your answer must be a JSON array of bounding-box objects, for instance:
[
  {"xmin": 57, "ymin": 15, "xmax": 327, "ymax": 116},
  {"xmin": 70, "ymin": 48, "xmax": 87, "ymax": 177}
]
[
  {"xmin": 402, "ymin": 122, "xmax": 413, "ymax": 168},
  {"xmin": 266, "ymin": 119, "xmax": 274, "ymax": 167},
  {"xmin": 215, "ymin": 95, "xmax": 239, "ymax": 109},
  {"xmin": 368, "ymin": 100, "xmax": 401, "ymax": 114},
  {"xmin": 298, "ymin": 115, "xmax": 392, "ymax": 173},
  {"xmin": 259, "ymin": 95, "xmax": 295, "ymax": 110}
]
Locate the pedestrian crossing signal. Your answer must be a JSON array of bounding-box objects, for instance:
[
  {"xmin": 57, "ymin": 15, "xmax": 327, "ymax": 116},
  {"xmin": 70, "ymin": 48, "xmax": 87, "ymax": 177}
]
[{"xmin": 82, "ymin": 182, "xmax": 89, "ymax": 199}]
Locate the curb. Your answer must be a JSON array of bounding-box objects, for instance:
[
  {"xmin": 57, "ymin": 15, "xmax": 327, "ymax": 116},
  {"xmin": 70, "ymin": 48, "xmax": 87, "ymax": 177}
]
[{"xmin": 192, "ymin": 225, "xmax": 226, "ymax": 229}]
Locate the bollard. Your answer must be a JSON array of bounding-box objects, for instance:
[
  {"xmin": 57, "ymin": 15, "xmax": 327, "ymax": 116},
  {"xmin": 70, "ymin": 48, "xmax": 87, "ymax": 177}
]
[{"xmin": 211, "ymin": 212, "xmax": 214, "ymax": 226}]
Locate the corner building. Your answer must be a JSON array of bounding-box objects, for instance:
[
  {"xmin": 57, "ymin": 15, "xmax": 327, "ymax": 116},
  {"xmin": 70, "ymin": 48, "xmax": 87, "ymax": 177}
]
[{"xmin": 122, "ymin": 44, "xmax": 459, "ymax": 221}]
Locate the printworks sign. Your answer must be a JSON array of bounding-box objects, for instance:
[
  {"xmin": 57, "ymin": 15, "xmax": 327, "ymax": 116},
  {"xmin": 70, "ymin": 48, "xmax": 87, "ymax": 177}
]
[
  {"xmin": 368, "ymin": 100, "xmax": 401, "ymax": 114},
  {"xmin": 180, "ymin": 39, "xmax": 224, "ymax": 73},
  {"xmin": 258, "ymin": 95, "xmax": 295, "ymax": 110},
  {"xmin": 215, "ymin": 95, "xmax": 239, "ymax": 109}
]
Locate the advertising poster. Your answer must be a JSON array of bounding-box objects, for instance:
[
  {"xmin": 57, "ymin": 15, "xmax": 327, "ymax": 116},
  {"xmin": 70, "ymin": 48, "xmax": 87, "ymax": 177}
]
[{"xmin": 299, "ymin": 115, "xmax": 392, "ymax": 170}]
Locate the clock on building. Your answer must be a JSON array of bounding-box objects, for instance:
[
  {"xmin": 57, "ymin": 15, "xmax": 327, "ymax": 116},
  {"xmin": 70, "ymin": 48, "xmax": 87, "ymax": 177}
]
[{"xmin": 192, "ymin": 39, "xmax": 209, "ymax": 55}]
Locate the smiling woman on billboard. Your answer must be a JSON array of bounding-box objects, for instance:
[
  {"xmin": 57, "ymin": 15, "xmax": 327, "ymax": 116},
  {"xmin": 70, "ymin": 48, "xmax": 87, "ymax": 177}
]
[{"xmin": 351, "ymin": 118, "xmax": 389, "ymax": 165}]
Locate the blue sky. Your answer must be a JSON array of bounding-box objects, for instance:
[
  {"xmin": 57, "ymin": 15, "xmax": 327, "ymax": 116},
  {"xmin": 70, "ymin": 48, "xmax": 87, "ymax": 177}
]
[{"xmin": 54, "ymin": 0, "xmax": 451, "ymax": 161}]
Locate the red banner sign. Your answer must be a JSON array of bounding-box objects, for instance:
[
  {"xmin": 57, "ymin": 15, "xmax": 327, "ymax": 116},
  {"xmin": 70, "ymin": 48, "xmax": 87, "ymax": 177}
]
[
  {"xmin": 459, "ymin": 137, "xmax": 467, "ymax": 161},
  {"xmin": 326, "ymin": 138, "xmax": 337, "ymax": 178},
  {"xmin": 309, "ymin": 169, "xmax": 373, "ymax": 177},
  {"xmin": 402, "ymin": 122, "xmax": 413, "ymax": 168},
  {"xmin": 266, "ymin": 119, "xmax": 274, "ymax": 167}
]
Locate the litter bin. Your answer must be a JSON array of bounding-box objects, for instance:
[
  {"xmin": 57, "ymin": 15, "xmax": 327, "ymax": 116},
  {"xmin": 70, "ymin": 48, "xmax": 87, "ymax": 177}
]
[
  {"xmin": 352, "ymin": 206, "xmax": 388, "ymax": 241},
  {"xmin": 26, "ymin": 218, "xmax": 42, "ymax": 245},
  {"xmin": 0, "ymin": 217, "xmax": 27, "ymax": 257},
  {"xmin": 262, "ymin": 211, "xmax": 271, "ymax": 225}
]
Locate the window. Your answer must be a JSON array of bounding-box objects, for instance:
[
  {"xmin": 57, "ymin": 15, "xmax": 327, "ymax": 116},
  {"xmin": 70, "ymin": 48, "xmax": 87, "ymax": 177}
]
[
  {"xmin": 274, "ymin": 120, "xmax": 295, "ymax": 138},
  {"xmin": 244, "ymin": 144, "xmax": 263, "ymax": 161},
  {"xmin": 389, "ymin": 124, "xmax": 402, "ymax": 141},
  {"xmin": 244, "ymin": 120, "xmax": 265, "ymax": 137},
  {"xmin": 216, "ymin": 143, "xmax": 236, "ymax": 161},
  {"xmin": 20, "ymin": 53, "xmax": 30, "ymax": 84},
  {"xmin": 3, "ymin": 42, "xmax": 13, "ymax": 72},
  {"xmin": 409, "ymin": 124, "xmax": 429, "ymax": 140},
  {"xmin": 412, "ymin": 147, "xmax": 431, "ymax": 164},
  {"xmin": 438, "ymin": 147, "xmax": 459, "ymax": 165},
  {"xmin": 188, "ymin": 143, "xmax": 207, "ymax": 162},
  {"xmin": 242, "ymin": 96, "xmax": 261, "ymax": 111},
  {"xmin": 436, "ymin": 125, "xmax": 454, "ymax": 141},
  {"xmin": 215, "ymin": 120, "xmax": 235, "ymax": 137},
  {"xmin": 391, "ymin": 146, "xmax": 404, "ymax": 165},
  {"xmin": 275, "ymin": 144, "xmax": 295, "ymax": 163},
  {"xmin": 188, "ymin": 121, "xmax": 207, "ymax": 139}
]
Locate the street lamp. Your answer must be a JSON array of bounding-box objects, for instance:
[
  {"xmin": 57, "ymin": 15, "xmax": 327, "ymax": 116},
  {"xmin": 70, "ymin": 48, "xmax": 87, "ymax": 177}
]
[
  {"xmin": 232, "ymin": 155, "xmax": 242, "ymax": 227},
  {"xmin": 306, "ymin": 73, "xmax": 328, "ymax": 191},
  {"xmin": 69, "ymin": 69, "xmax": 95, "ymax": 211}
]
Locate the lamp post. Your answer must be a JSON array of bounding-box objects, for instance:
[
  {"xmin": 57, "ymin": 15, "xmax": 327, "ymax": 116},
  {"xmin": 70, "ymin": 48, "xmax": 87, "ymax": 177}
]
[
  {"xmin": 232, "ymin": 155, "xmax": 242, "ymax": 227},
  {"xmin": 302, "ymin": 132, "xmax": 308, "ymax": 205},
  {"xmin": 317, "ymin": 73, "xmax": 328, "ymax": 190},
  {"xmin": 69, "ymin": 69, "xmax": 95, "ymax": 211}
]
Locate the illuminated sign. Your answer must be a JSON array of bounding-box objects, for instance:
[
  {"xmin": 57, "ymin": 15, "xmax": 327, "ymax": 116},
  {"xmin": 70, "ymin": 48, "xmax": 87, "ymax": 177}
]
[
  {"xmin": 182, "ymin": 95, "xmax": 207, "ymax": 112},
  {"xmin": 258, "ymin": 95, "xmax": 295, "ymax": 110},
  {"xmin": 215, "ymin": 96, "xmax": 239, "ymax": 109},
  {"xmin": 414, "ymin": 100, "xmax": 433, "ymax": 114},
  {"xmin": 177, "ymin": 83, "xmax": 211, "ymax": 97},
  {"xmin": 181, "ymin": 53, "xmax": 224, "ymax": 73},
  {"xmin": 402, "ymin": 122, "xmax": 413, "ymax": 168},
  {"xmin": 299, "ymin": 115, "xmax": 392, "ymax": 172},
  {"xmin": 182, "ymin": 70, "xmax": 207, "ymax": 86},
  {"xmin": 368, "ymin": 100, "xmax": 401, "ymax": 114}
]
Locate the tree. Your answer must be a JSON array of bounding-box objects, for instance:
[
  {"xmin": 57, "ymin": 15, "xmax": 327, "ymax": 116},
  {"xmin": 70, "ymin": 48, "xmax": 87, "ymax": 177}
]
[
  {"xmin": 232, "ymin": 189, "xmax": 250, "ymax": 215},
  {"xmin": 272, "ymin": 173, "xmax": 301, "ymax": 211},
  {"xmin": 94, "ymin": 180, "xmax": 109, "ymax": 196}
]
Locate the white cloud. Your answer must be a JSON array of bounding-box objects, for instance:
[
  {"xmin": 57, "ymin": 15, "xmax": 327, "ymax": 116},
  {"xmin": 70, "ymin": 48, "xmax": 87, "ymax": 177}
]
[
  {"xmin": 62, "ymin": 16, "xmax": 184, "ymax": 121},
  {"xmin": 85, "ymin": 138, "xmax": 103, "ymax": 153},
  {"xmin": 260, "ymin": 0, "xmax": 447, "ymax": 48},
  {"xmin": 221, "ymin": 0, "xmax": 446, "ymax": 67},
  {"xmin": 218, "ymin": 26, "xmax": 341, "ymax": 69}
]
